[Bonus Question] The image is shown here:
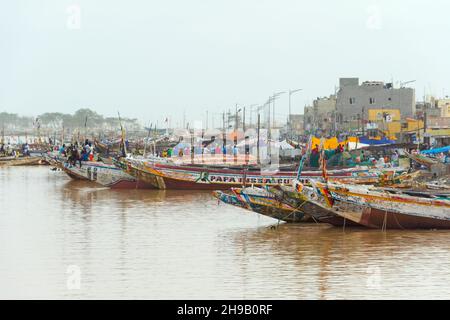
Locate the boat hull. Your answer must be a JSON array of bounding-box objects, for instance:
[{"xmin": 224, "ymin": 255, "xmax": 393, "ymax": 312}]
[
  {"xmin": 62, "ymin": 162, "xmax": 155, "ymax": 189},
  {"xmin": 141, "ymin": 162, "xmax": 375, "ymax": 190},
  {"xmin": 325, "ymin": 182, "xmax": 450, "ymax": 229},
  {"xmin": 235, "ymin": 188, "xmax": 312, "ymax": 223},
  {"xmin": 334, "ymin": 205, "xmax": 450, "ymax": 229},
  {"xmin": 0, "ymin": 157, "xmax": 44, "ymax": 166},
  {"xmin": 213, "ymin": 189, "xmax": 309, "ymax": 223}
]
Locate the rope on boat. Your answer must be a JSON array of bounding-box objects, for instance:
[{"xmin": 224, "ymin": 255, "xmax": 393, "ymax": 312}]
[
  {"xmin": 381, "ymin": 190, "xmax": 406, "ymax": 231},
  {"xmin": 382, "ymin": 210, "xmax": 387, "ymax": 232},
  {"xmin": 280, "ymin": 199, "xmax": 309, "ymax": 223}
]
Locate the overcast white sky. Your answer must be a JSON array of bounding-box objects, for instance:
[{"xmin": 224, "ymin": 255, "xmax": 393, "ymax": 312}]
[{"xmin": 1, "ymin": 0, "xmax": 449, "ymax": 126}]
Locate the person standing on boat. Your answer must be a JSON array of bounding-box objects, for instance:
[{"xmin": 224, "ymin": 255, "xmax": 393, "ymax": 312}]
[
  {"xmin": 88, "ymin": 142, "xmax": 94, "ymax": 161},
  {"xmin": 59, "ymin": 144, "xmax": 66, "ymax": 156},
  {"xmin": 233, "ymin": 144, "xmax": 238, "ymax": 155},
  {"xmin": 391, "ymin": 150, "xmax": 399, "ymax": 167},
  {"xmin": 444, "ymin": 152, "xmax": 450, "ymax": 164}
]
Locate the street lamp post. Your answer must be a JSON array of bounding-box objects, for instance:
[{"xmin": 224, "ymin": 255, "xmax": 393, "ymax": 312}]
[
  {"xmin": 288, "ymin": 89, "xmax": 302, "ymax": 118},
  {"xmin": 271, "ymin": 91, "xmax": 285, "ymax": 128}
]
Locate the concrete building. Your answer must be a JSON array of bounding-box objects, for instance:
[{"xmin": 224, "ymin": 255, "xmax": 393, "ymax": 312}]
[
  {"xmin": 288, "ymin": 114, "xmax": 304, "ymax": 135},
  {"xmin": 313, "ymin": 95, "xmax": 336, "ymax": 134},
  {"xmin": 303, "ymin": 106, "xmax": 314, "ymax": 133},
  {"xmin": 367, "ymin": 108, "xmax": 401, "ymax": 138},
  {"xmin": 301, "ymin": 96, "xmax": 337, "ymax": 135},
  {"xmin": 336, "ymin": 78, "xmax": 415, "ymax": 132},
  {"xmin": 435, "ymin": 97, "xmax": 450, "ymax": 117}
]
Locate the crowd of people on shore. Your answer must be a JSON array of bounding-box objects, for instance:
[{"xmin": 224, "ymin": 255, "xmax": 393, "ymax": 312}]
[{"xmin": 0, "ymin": 142, "xmax": 31, "ymax": 157}]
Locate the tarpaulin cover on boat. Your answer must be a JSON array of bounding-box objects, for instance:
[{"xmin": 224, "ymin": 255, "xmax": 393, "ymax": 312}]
[
  {"xmin": 421, "ymin": 145, "xmax": 450, "ymax": 154},
  {"xmin": 358, "ymin": 136, "xmax": 396, "ymax": 146}
]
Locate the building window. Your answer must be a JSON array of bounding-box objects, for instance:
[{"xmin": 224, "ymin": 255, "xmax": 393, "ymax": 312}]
[
  {"xmin": 369, "ymin": 97, "xmax": 375, "ymax": 104},
  {"xmin": 349, "ymin": 97, "xmax": 356, "ymax": 105}
]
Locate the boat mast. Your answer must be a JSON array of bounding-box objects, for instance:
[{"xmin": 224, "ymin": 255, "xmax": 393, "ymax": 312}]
[
  {"xmin": 118, "ymin": 111, "xmax": 127, "ymax": 156},
  {"xmin": 222, "ymin": 111, "xmax": 226, "ymax": 164},
  {"xmin": 296, "ymin": 134, "xmax": 312, "ymax": 180},
  {"xmin": 143, "ymin": 122, "xmax": 151, "ymax": 157},
  {"xmin": 257, "ymin": 113, "xmax": 261, "ymax": 165}
]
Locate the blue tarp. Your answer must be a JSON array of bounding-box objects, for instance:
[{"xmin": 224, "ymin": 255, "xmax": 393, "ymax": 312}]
[
  {"xmin": 421, "ymin": 146, "xmax": 450, "ymax": 155},
  {"xmin": 358, "ymin": 136, "xmax": 396, "ymax": 146}
]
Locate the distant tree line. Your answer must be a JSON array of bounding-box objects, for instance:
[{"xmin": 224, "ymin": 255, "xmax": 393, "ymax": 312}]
[{"xmin": 0, "ymin": 108, "xmax": 142, "ymax": 134}]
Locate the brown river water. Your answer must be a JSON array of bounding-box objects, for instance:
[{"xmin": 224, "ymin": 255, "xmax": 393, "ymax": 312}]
[{"xmin": 1, "ymin": 166, "xmax": 450, "ymax": 299}]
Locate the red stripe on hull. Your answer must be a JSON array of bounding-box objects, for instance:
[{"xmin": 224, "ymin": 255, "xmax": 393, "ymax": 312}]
[
  {"xmin": 162, "ymin": 176, "xmax": 240, "ymax": 190},
  {"xmin": 360, "ymin": 207, "xmax": 450, "ymax": 229},
  {"xmin": 153, "ymin": 163, "xmax": 359, "ymax": 177}
]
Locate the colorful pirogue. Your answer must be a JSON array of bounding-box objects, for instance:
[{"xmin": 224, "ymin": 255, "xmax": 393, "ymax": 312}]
[
  {"xmin": 124, "ymin": 158, "xmax": 385, "ymax": 190},
  {"xmin": 303, "ymin": 181, "xmax": 450, "ymax": 229},
  {"xmin": 214, "ymin": 187, "xmax": 311, "ymax": 223},
  {"xmin": 212, "ymin": 168, "xmax": 413, "ymax": 226},
  {"xmin": 268, "ymin": 185, "xmax": 361, "ymax": 226},
  {"xmin": 60, "ymin": 161, "xmax": 155, "ymax": 189},
  {"xmin": 0, "ymin": 155, "xmax": 44, "ymax": 166}
]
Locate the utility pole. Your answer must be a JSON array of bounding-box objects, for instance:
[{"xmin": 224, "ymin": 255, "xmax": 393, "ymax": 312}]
[
  {"xmin": 424, "ymin": 101, "xmax": 429, "ymax": 146},
  {"xmin": 243, "ymin": 106, "xmax": 246, "ymax": 132},
  {"xmin": 235, "ymin": 103, "xmax": 238, "ymax": 130},
  {"xmin": 222, "ymin": 111, "xmax": 226, "ymax": 163},
  {"xmin": 362, "ymin": 106, "xmax": 365, "ymax": 136},
  {"xmin": 257, "ymin": 113, "xmax": 261, "ymax": 165}
]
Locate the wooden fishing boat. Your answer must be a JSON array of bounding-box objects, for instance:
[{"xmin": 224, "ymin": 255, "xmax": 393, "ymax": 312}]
[
  {"xmin": 61, "ymin": 161, "xmax": 154, "ymax": 189},
  {"xmin": 315, "ymin": 181, "xmax": 450, "ymax": 229},
  {"xmin": 404, "ymin": 151, "xmax": 438, "ymax": 168},
  {"xmin": 0, "ymin": 156, "xmax": 44, "ymax": 166},
  {"xmin": 213, "ymin": 187, "xmax": 307, "ymax": 223},
  {"xmin": 121, "ymin": 158, "xmax": 169, "ymax": 189},
  {"xmin": 267, "ymin": 185, "xmax": 360, "ymax": 227},
  {"xmin": 132, "ymin": 160, "xmax": 378, "ymax": 190},
  {"xmin": 212, "ymin": 190, "xmax": 248, "ymax": 210},
  {"xmin": 233, "ymin": 187, "xmax": 311, "ymax": 222}
]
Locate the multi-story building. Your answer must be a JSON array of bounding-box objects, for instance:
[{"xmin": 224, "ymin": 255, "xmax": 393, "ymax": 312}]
[
  {"xmin": 366, "ymin": 108, "xmax": 401, "ymax": 138},
  {"xmin": 303, "ymin": 106, "xmax": 314, "ymax": 133},
  {"xmin": 301, "ymin": 96, "xmax": 337, "ymax": 135},
  {"xmin": 435, "ymin": 97, "xmax": 450, "ymax": 117},
  {"xmin": 336, "ymin": 78, "xmax": 415, "ymax": 132},
  {"xmin": 288, "ymin": 114, "xmax": 304, "ymax": 136},
  {"xmin": 313, "ymin": 95, "xmax": 336, "ymax": 134}
]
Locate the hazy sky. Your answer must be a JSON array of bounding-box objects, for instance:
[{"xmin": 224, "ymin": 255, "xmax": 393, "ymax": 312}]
[{"xmin": 1, "ymin": 0, "xmax": 449, "ymax": 127}]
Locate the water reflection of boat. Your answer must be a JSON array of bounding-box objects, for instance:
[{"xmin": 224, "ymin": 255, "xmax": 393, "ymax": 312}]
[
  {"xmin": 227, "ymin": 224, "xmax": 450, "ymax": 299},
  {"xmin": 61, "ymin": 179, "xmax": 211, "ymax": 207}
]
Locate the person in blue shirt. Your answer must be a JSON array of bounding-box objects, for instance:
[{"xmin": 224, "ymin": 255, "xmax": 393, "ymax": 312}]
[{"xmin": 59, "ymin": 144, "xmax": 66, "ymax": 156}]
